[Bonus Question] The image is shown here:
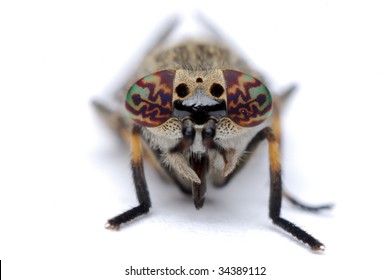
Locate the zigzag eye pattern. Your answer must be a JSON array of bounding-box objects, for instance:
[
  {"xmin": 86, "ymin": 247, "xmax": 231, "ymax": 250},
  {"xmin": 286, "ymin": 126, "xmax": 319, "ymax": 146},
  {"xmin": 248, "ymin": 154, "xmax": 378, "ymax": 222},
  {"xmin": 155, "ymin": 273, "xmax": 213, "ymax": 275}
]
[
  {"xmin": 126, "ymin": 70, "xmax": 175, "ymax": 127},
  {"xmin": 223, "ymin": 69, "xmax": 272, "ymax": 127}
]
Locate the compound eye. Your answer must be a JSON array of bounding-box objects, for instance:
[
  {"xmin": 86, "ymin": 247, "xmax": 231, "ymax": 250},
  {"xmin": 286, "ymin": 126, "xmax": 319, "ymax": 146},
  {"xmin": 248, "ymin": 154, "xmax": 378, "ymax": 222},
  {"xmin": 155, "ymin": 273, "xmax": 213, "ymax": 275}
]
[
  {"xmin": 223, "ymin": 69, "xmax": 272, "ymax": 127},
  {"xmin": 126, "ymin": 70, "xmax": 175, "ymax": 127}
]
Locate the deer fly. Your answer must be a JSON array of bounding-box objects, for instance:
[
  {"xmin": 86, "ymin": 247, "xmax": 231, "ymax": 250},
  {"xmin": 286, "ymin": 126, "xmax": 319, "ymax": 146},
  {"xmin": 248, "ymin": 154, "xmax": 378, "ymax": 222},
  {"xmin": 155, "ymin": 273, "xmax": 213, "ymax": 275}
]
[{"xmin": 93, "ymin": 17, "xmax": 332, "ymax": 251}]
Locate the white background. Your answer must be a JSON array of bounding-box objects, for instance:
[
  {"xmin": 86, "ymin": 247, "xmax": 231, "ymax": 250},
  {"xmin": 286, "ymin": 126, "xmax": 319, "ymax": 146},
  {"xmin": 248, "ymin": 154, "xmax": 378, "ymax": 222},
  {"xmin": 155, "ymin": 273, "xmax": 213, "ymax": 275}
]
[{"xmin": 1, "ymin": 0, "xmax": 389, "ymax": 279}]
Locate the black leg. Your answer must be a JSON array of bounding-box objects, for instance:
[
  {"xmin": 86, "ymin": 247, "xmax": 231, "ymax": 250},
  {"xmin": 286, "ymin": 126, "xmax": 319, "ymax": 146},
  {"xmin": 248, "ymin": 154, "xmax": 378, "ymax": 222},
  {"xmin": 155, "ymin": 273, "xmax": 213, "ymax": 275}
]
[
  {"xmin": 263, "ymin": 127, "xmax": 325, "ymax": 251},
  {"xmin": 106, "ymin": 126, "xmax": 151, "ymax": 230},
  {"xmin": 283, "ymin": 191, "xmax": 333, "ymax": 212}
]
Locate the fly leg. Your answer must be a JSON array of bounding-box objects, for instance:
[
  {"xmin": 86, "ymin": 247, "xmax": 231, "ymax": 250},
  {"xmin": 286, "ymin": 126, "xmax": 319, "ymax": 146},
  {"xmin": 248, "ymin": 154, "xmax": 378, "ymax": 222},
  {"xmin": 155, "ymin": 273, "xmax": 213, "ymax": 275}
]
[
  {"xmin": 105, "ymin": 126, "xmax": 151, "ymax": 230},
  {"xmin": 262, "ymin": 127, "xmax": 325, "ymax": 251},
  {"xmin": 283, "ymin": 191, "xmax": 333, "ymax": 212}
]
